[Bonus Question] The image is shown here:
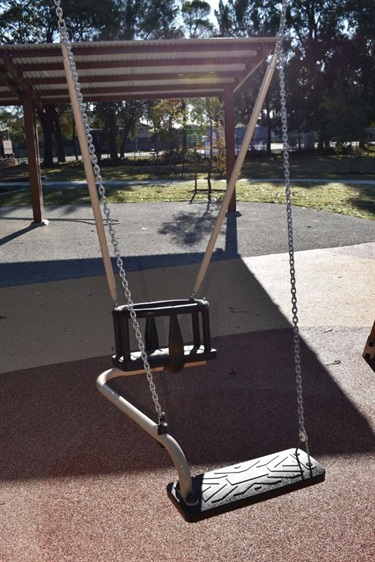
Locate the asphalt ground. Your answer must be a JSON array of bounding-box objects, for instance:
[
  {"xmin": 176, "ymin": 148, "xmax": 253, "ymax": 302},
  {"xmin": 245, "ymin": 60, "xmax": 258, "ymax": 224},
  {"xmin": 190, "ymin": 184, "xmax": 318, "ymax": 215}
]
[{"xmin": 0, "ymin": 201, "xmax": 374, "ymax": 287}]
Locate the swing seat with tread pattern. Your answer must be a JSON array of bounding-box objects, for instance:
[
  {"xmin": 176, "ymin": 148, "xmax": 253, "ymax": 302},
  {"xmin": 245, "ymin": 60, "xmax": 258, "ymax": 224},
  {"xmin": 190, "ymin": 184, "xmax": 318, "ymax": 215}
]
[{"xmin": 167, "ymin": 448, "xmax": 325, "ymax": 522}]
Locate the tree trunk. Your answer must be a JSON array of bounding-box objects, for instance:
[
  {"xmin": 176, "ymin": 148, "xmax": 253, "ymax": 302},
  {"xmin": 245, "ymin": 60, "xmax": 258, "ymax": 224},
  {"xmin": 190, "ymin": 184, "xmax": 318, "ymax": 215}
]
[
  {"xmin": 207, "ymin": 118, "xmax": 213, "ymax": 193},
  {"xmin": 53, "ymin": 108, "xmax": 65, "ymax": 163},
  {"xmin": 120, "ymin": 121, "xmax": 134, "ymax": 157},
  {"xmin": 265, "ymin": 97, "xmax": 272, "ymax": 154},
  {"xmin": 72, "ymin": 118, "xmax": 79, "ymax": 161},
  {"xmin": 38, "ymin": 105, "xmax": 55, "ymax": 168},
  {"xmin": 108, "ymin": 107, "xmax": 119, "ymax": 161}
]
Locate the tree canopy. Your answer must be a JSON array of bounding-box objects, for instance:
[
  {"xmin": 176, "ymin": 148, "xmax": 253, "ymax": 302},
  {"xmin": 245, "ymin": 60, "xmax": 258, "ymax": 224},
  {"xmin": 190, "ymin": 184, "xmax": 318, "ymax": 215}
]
[
  {"xmin": 215, "ymin": 0, "xmax": 374, "ymax": 144},
  {"xmin": 181, "ymin": 1, "xmax": 213, "ymax": 38}
]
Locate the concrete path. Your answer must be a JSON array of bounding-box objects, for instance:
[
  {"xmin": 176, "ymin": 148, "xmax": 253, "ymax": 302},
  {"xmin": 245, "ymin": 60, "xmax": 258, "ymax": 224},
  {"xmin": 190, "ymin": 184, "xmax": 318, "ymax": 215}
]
[{"xmin": 1, "ymin": 177, "xmax": 375, "ymax": 189}]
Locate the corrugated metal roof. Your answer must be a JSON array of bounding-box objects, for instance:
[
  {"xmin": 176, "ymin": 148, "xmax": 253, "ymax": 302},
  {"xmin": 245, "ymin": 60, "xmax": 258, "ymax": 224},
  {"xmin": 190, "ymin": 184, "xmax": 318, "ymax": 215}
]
[{"xmin": 0, "ymin": 37, "xmax": 276, "ymax": 107}]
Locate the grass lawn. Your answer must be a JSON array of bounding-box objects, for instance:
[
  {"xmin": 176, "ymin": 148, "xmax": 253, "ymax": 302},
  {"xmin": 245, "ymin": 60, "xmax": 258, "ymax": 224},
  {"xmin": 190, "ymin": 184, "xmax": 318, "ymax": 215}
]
[{"xmin": 0, "ymin": 151, "xmax": 374, "ymax": 219}]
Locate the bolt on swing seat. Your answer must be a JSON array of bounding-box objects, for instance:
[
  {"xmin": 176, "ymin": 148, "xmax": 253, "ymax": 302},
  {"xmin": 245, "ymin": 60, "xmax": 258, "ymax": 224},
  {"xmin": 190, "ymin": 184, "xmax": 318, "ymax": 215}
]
[{"xmin": 112, "ymin": 298, "xmax": 217, "ymax": 374}]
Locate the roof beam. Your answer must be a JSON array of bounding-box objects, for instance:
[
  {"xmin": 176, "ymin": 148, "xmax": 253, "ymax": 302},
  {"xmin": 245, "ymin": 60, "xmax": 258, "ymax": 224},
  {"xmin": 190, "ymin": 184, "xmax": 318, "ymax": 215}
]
[
  {"xmin": 233, "ymin": 46, "xmax": 272, "ymax": 93},
  {"xmin": 40, "ymin": 90, "xmax": 225, "ymax": 104},
  {"xmin": 1, "ymin": 38, "xmax": 274, "ymax": 59},
  {"xmin": 23, "ymin": 57, "xmax": 250, "ymax": 74},
  {"xmin": 30, "ymin": 73, "xmax": 238, "ymax": 88},
  {"xmin": 41, "ymin": 82, "xmax": 225, "ymax": 97},
  {"xmin": 1, "ymin": 53, "xmax": 44, "ymax": 111}
]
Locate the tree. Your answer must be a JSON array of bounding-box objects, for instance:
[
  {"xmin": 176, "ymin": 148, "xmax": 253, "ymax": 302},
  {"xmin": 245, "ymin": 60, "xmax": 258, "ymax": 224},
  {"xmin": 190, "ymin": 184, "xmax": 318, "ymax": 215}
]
[
  {"xmin": 214, "ymin": 0, "xmax": 234, "ymax": 36},
  {"xmin": 116, "ymin": 0, "xmax": 147, "ymax": 40},
  {"xmin": 0, "ymin": 0, "xmax": 64, "ymax": 165},
  {"xmin": 59, "ymin": 0, "xmax": 122, "ymax": 41},
  {"xmin": 214, "ymin": 0, "xmax": 280, "ymax": 37},
  {"xmin": 0, "ymin": 106, "xmax": 26, "ymax": 146},
  {"xmin": 286, "ymin": 0, "xmax": 374, "ymax": 146},
  {"xmin": 213, "ymin": 1, "xmax": 375, "ymax": 148},
  {"xmin": 92, "ymin": 102, "xmax": 120, "ymax": 160},
  {"xmin": 0, "ymin": 0, "xmax": 56, "ymax": 43},
  {"xmin": 117, "ymin": 100, "xmax": 148, "ymax": 157},
  {"xmin": 323, "ymin": 71, "xmax": 368, "ymax": 144},
  {"xmin": 345, "ymin": 0, "xmax": 375, "ymax": 128},
  {"xmin": 181, "ymin": 1, "xmax": 213, "ymax": 38},
  {"xmin": 139, "ymin": 0, "xmax": 182, "ymax": 39},
  {"xmin": 147, "ymin": 99, "xmax": 186, "ymax": 163},
  {"xmin": 190, "ymin": 97, "xmax": 225, "ymax": 189},
  {"xmin": 0, "ymin": 0, "xmax": 123, "ymax": 43},
  {"xmin": 214, "ymin": 1, "xmax": 281, "ymax": 153},
  {"xmin": 0, "ymin": 0, "xmax": 124, "ymax": 166}
]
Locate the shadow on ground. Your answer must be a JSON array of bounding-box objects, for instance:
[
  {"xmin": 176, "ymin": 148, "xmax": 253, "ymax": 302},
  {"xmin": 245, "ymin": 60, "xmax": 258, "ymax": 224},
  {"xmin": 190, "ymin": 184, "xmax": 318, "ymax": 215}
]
[{"xmin": 1, "ymin": 329, "xmax": 374, "ymax": 481}]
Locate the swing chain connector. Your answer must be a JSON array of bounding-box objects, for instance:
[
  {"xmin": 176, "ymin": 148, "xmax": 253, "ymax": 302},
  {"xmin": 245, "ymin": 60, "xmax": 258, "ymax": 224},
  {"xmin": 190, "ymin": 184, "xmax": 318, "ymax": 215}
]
[
  {"xmin": 157, "ymin": 413, "xmax": 168, "ymax": 435},
  {"xmin": 296, "ymin": 433, "xmax": 313, "ymax": 477},
  {"xmin": 299, "ymin": 430, "xmax": 309, "ymax": 444}
]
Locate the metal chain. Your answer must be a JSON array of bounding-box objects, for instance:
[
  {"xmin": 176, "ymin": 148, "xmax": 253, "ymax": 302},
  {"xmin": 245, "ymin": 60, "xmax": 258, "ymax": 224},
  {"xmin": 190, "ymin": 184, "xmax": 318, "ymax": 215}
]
[
  {"xmin": 53, "ymin": 0, "xmax": 165, "ymax": 426},
  {"xmin": 276, "ymin": 1, "xmax": 309, "ymax": 448}
]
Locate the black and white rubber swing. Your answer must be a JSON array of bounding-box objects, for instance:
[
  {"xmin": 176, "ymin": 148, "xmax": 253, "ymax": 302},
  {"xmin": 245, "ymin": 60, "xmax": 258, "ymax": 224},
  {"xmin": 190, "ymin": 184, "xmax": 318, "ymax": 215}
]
[{"xmin": 56, "ymin": 0, "xmax": 325, "ymax": 523}]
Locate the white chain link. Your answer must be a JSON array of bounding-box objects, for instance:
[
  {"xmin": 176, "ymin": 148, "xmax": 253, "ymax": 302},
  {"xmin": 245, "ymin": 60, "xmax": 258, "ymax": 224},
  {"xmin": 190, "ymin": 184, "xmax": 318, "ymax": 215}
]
[
  {"xmin": 53, "ymin": 0, "xmax": 164, "ymax": 425},
  {"xmin": 276, "ymin": 0, "xmax": 309, "ymax": 446}
]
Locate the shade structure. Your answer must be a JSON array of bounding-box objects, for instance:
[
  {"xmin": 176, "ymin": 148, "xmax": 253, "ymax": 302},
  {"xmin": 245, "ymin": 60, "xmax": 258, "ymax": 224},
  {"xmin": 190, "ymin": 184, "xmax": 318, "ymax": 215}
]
[
  {"xmin": 0, "ymin": 36, "xmax": 276, "ymax": 222},
  {"xmin": 0, "ymin": 37, "xmax": 276, "ymax": 107}
]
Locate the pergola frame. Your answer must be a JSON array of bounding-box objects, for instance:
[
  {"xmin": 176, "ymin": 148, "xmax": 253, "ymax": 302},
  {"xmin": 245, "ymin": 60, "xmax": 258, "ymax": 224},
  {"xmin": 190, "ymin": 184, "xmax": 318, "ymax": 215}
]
[{"xmin": 0, "ymin": 37, "xmax": 276, "ymax": 222}]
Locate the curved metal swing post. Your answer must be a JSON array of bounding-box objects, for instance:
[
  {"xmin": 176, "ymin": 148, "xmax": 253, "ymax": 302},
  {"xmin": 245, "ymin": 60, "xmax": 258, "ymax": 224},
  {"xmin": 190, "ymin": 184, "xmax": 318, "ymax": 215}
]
[{"xmin": 96, "ymin": 368, "xmax": 196, "ymax": 504}]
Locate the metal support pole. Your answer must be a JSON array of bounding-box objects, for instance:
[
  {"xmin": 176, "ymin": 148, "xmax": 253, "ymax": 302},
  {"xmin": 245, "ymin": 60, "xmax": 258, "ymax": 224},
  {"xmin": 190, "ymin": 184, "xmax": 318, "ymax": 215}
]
[
  {"xmin": 60, "ymin": 42, "xmax": 117, "ymax": 303},
  {"xmin": 97, "ymin": 368, "xmax": 194, "ymax": 501},
  {"xmin": 193, "ymin": 49, "xmax": 279, "ymax": 296}
]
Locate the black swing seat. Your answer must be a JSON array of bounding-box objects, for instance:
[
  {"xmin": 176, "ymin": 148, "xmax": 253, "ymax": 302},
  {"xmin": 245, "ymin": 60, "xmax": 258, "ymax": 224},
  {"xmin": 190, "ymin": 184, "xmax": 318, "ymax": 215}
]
[
  {"xmin": 112, "ymin": 298, "xmax": 217, "ymax": 374},
  {"xmin": 167, "ymin": 448, "xmax": 325, "ymax": 522}
]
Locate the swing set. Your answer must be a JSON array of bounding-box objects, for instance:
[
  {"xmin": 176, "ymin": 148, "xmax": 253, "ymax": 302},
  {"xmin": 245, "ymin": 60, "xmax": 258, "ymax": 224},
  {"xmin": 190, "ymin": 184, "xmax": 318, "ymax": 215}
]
[{"xmin": 55, "ymin": 0, "xmax": 325, "ymax": 522}]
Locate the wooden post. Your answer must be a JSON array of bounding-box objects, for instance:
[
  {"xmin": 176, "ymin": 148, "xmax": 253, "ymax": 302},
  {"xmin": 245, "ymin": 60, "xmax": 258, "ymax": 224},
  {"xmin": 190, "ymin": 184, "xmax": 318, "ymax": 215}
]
[
  {"xmin": 224, "ymin": 88, "xmax": 236, "ymax": 212},
  {"xmin": 22, "ymin": 94, "xmax": 45, "ymax": 224}
]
